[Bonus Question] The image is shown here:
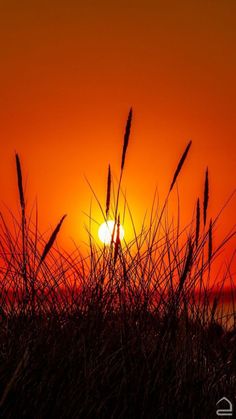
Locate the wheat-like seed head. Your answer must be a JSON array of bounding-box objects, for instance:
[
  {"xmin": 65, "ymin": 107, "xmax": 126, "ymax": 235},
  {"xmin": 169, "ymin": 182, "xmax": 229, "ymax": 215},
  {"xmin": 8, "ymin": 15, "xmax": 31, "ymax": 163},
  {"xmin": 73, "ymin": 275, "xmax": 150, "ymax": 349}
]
[
  {"xmin": 169, "ymin": 141, "xmax": 192, "ymax": 192},
  {"xmin": 106, "ymin": 165, "xmax": 111, "ymax": 218},
  {"xmin": 39, "ymin": 215, "xmax": 67, "ymax": 267},
  {"xmin": 121, "ymin": 108, "xmax": 132, "ymax": 171}
]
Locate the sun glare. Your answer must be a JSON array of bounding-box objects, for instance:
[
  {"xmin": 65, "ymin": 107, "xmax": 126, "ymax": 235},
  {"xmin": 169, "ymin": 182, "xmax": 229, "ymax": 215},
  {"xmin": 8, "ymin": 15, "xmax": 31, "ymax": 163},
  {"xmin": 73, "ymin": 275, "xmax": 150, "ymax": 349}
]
[{"xmin": 98, "ymin": 220, "xmax": 125, "ymax": 245}]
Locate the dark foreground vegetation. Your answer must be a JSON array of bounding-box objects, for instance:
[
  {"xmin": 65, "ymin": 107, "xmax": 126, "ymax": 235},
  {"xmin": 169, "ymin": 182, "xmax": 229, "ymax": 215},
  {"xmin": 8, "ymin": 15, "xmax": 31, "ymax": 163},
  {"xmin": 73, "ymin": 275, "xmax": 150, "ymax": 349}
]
[
  {"xmin": 0, "ymin": 110, "xmax": 235, "ymax": 418},
  {"xmin": 0, "ymin": 304, "xmax": 235, "ymax": 419},
  {"xmin": 1, "ymin": 305, "xmax": 236, "ymax": 418}
]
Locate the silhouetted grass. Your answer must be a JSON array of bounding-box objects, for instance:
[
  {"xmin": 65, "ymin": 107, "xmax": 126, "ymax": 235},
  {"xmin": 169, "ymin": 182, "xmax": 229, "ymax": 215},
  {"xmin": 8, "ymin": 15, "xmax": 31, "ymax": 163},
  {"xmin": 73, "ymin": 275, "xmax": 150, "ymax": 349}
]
[{"xmin": 0, "ymin": 111, "xmax": 235, "ymax": 418}]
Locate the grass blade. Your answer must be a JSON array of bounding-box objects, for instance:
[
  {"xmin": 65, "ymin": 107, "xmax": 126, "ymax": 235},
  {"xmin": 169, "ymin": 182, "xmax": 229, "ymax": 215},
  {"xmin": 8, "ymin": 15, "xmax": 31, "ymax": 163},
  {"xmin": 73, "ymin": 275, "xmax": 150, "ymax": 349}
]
[
  {"xmin": 208, "ymin": 218, "xmax": 213, "ymax": 263},
  {"xmin": 195, "ymin": 198, "xmax": 200, "ymax": 246},
  {"xmin": 114, "ymin": 214, "xmax": 120, "ymax": 265},
  {"xmin": 179, "ymin": 239, "xmax": 193, "ymax": 293}
]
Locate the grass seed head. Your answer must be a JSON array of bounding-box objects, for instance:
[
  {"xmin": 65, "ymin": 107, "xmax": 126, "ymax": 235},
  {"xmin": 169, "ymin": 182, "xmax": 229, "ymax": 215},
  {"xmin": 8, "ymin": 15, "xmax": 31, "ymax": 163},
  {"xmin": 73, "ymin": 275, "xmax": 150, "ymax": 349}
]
[
  {"xmin": 121, "ymin": 108, "xmax": 132, "ymax": 171},
  {"xmin": 39, "ymin": 215, "xmax": 67, "ymax": 266},
  {"xmin": 106, "ymin": 165, "xmax": 111, "ymax": 218},
  {"xmin": 169, "ymin": 141, "xmax": 192, "ymax": 192},
  {"xmin": 15, "ymin": 153, "xmax": 25, "ymax": 211}
]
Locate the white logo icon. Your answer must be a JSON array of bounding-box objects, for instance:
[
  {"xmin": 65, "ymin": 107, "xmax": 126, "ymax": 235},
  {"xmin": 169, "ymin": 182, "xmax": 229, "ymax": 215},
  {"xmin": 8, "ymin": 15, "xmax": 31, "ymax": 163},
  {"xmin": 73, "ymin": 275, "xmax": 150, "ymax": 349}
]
[{"xmin": 216, "ymin": 397, "xmax": 233, "ymax": 417}]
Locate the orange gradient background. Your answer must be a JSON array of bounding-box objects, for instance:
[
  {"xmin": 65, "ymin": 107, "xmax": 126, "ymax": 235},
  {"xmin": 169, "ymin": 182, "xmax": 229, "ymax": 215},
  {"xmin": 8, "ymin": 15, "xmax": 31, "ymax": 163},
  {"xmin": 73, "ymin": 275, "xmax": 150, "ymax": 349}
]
[{"xmin": 0, "ymin": 1, "xmax": 235, "ymax": 270}]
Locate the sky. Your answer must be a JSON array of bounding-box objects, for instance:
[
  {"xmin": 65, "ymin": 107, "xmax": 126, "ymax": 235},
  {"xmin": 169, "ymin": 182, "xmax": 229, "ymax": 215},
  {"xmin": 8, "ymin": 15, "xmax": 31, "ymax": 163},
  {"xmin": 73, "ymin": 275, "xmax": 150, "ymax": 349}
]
[{"xmin": 0, "ymin": 1, "xmax": 235, "ymax": 263}]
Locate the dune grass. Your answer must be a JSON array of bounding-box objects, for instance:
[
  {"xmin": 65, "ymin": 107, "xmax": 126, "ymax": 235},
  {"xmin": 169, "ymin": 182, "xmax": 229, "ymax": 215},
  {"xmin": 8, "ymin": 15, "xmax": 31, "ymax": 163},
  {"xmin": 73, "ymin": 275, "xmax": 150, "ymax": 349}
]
[{"xmin": 0, "ymin": 111, "xmax": 235, "ymax": 418}]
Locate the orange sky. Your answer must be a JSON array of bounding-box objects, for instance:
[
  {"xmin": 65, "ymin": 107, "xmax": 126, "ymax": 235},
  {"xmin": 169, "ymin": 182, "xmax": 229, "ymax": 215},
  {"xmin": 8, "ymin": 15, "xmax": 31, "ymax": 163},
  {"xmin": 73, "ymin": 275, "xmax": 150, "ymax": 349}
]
[{"xmin": 0, "ymin": 1, "xmax": 235, "ymax": 264}]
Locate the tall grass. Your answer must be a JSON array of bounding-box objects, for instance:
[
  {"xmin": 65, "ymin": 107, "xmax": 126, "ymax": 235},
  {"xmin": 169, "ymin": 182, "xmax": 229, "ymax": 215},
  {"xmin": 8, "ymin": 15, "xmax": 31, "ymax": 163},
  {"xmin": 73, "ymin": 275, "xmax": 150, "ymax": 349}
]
[{"xmin": 0, "ymin": 112, "xmax": 235, "ymax": 418}]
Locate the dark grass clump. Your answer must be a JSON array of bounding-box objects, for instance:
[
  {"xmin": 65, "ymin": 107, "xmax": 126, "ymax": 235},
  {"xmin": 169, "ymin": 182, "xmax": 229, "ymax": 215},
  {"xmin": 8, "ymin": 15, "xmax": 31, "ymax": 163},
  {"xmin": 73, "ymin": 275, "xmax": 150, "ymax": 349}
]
[{"xmin": 0, "ymin": 111, "xmax": 235, "ymax": 419}]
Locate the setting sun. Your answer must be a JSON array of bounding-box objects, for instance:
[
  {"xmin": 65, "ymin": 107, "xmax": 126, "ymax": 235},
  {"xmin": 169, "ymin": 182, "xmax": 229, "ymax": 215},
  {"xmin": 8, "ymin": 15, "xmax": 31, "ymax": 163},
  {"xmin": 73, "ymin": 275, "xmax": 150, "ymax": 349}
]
[{"xmin": 98, "ymin": 220, "xmax": 125, "ymax": 245}]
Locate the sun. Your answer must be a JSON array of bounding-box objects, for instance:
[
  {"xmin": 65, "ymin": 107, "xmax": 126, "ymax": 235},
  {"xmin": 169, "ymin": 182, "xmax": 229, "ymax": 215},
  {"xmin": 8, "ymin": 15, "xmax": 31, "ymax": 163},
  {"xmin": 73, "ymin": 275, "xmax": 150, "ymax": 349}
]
[{"xmin": 98, "ymin": 220, "xmax": 125, "ymax": 245}]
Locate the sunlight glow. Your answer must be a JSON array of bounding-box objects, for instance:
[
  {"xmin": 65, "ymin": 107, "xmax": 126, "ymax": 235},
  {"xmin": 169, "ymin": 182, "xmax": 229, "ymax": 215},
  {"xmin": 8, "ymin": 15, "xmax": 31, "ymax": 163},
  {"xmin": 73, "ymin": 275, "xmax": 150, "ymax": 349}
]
[{"xmin": 98, "ymin": 220, "xmax": 125, "ymax": 245}]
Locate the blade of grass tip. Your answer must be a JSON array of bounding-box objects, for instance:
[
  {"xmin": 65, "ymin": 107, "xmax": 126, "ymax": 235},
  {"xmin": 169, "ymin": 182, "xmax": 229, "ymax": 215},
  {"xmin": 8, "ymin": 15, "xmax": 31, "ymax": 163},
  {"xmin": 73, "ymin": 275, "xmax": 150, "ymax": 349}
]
[
  {"xmin": 15, "ymin": 153, "xmax": 25, "ymax": 211},
  {"xmin": 203, "ymin": 167, "xmax": 209, "ymax": 226},
  {"xmin": 106, "ymin": 164, "xmax": 111, "ymax": 218},
  {"xmin": 208, "ymin": 218, "xmax": 213, "ymax": 264},
  {"xmin": 38, "ymin": 215, "xmax": 66, "ymax": 267},
  {"xmin": 121, "ymin": 108, "xmax": 132, "ymax": 171},
  {"xmin": 179, "ymin": 239, "xmax": 193, "ymax": 293},
  {"xmin": 114, "ymin": 214, "xmax": 120, "ymax": 265},
  {"xmin": 169, "ymin": 140, "xmax": 192, "ymax": 192},
  {"xmin": 84, "ymin": 176, "xmax": 106, "ymax": 221},
  {"xmin": 195, "ymin": 198, "xmax": 200, "ymax": 247}
]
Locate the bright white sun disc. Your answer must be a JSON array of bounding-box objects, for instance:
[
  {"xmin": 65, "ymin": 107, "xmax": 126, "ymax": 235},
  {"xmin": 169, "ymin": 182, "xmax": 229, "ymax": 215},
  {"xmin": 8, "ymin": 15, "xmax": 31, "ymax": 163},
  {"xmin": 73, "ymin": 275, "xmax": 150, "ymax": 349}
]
[{"xmin": 98, "ymin": 220, "xmax": 125, "ymax": 245}]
